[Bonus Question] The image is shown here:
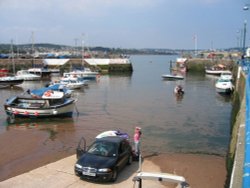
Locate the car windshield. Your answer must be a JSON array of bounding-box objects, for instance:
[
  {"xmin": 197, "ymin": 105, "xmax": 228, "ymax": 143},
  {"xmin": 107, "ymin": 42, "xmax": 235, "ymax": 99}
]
[{"xmin": 87, "ymin": 141, "xmax": 117, "ymax": 157}]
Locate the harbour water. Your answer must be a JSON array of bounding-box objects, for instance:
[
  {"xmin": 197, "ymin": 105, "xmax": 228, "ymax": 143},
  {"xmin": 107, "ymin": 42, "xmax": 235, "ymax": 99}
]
[{"xmin": 0, "ymin": 55, "xmax": 232, "ymax": 165}]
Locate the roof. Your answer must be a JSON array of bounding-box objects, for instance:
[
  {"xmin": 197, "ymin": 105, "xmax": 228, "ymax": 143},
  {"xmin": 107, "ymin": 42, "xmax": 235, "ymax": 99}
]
[{"xmin": 43, "ymin": 58, "xmax": 70, "ymax": 66}]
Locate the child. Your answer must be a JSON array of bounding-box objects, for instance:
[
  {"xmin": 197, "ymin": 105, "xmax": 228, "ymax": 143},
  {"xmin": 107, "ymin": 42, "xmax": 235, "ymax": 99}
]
[{"xmin": 134, "ymin": 127, "xmax": 142, "ymax": 155}]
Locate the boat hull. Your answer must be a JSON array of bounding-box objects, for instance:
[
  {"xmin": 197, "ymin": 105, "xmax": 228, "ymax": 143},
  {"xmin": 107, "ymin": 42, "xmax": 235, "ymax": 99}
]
[
  {"xmin": 0, "ymin": 77, "xmax": 24, "ymax": 86},
  {"xmin": 162, "ymin": 74, "xmax": 184, "ymax": 80}
]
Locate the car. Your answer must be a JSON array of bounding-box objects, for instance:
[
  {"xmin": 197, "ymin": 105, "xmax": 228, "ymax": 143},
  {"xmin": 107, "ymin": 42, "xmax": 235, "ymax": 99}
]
[{"xmin": 75, "ymin": 136, "xmax": 133, "ymax": 182}]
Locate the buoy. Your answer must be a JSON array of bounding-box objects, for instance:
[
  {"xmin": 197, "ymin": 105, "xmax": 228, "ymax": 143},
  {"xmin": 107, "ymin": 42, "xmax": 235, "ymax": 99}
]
[
  {"xmin": 24, "ymin": 111, "xmax": 29, "ymax": 115},
  {"xmin": 34, "ymin": 112, "xmax": 39, "ymax": 116}
]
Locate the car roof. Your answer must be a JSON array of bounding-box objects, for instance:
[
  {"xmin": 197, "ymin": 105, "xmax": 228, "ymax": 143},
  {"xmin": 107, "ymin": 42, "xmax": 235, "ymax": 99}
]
[{"xmin": 95, "ymin": 136, "xmax": 126, "ymax": 143}]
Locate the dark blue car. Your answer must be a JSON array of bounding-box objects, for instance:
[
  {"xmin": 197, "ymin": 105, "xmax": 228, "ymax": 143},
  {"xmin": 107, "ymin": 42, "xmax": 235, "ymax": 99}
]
[{"xmin": 75, "ymin": 136, "xmax": 133, "ymax": 182}]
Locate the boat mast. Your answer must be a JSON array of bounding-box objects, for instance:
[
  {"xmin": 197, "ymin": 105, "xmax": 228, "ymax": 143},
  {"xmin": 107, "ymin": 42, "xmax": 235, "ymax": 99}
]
[
  {"xmin": 31, "ymin": 31, "xmax": 35, "ymax": 67},
  {"xmin": 10, "ymin": 39, "xmax": 15, "ymax": 74},
  {"xmin": 81, "ymin": 33, "xmax": 84, "ymax": 67}
]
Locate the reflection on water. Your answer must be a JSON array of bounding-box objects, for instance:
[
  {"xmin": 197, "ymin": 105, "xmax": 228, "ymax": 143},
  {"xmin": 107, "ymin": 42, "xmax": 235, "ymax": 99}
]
[{"xmin": 0, "ymin": 55, "xmax": 232, "ymax": 157}]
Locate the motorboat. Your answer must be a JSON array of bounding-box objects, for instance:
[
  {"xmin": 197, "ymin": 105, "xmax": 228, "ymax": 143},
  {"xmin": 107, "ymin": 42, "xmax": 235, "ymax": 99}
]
[
  {"xmin": 16, "ymin": 70, "xmax": 41, "ymax": 81},
  {"xmin": 205, "ymin": 64, "xmax": 229, "ymax": 75},
  {"xmin": 162, "ymin": 74, "xmax": 184, "ymax": 80},
  {"xmin": 63, "ymin": 68, "xmax": 99, "ymax": 80},
  {"xmin": 215, "ymin": 78, "xmax": 234, "ymax": 94},
  {"xmin": 0, "ymin": 76, "xmax": 24, "ymax": 87},
  {"xmin": 220, "ymin": 71, "xmax": 233, "ymax": 81},
  {"xmin": 59, "ymin": 76, "xmax": 87, "ymax": 89},
  {"xmin": 4, "ymin": 86, "xmax": 76, "ymax": 118}
]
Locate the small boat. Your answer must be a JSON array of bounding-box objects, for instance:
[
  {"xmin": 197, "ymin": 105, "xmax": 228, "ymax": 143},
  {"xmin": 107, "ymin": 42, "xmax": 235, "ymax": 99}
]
[
  {"xmin": 16, "ymin": 70, "xmax": 41, "ymax": 81},
  {"xmin": 205, "ymin": 64, "xmax": 229, "ymax": 75},
  {"xmin": 162, "ymin": 74, "xmax": 184, "ymax": 80},
  {"xmin": 63, "ymin": 68, "xmax": 99, "ymax": 80},
  {"xmin": 0, "ymin": 76, "xmax": 24, "ymax": 87},
  {"xmin": 4, "ymin": 87, "xmax": 76, "ymax": 118},
  {"xmin": 215, "ymin": 78, "xmax": 234, "ymax": 94},
  {"xmin": 45, "ymin": 83, "xmax": 73, "ymax": 98},
  {"xmin": 59, "ymin": 76, "xmax": 87, "ymax": 89},
  {"xmin": 220, "ymin": 71, "xmax": 233, "ymax": 81},
  {"xmin": 96, "ymin": 130, "xmax": 129, "ymax": 140}
]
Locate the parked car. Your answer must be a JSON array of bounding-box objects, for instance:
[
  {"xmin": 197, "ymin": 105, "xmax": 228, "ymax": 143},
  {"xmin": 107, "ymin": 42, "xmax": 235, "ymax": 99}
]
[{"xmin": 75, "ymin": 136, "xmax": 133, "ymax": 182}]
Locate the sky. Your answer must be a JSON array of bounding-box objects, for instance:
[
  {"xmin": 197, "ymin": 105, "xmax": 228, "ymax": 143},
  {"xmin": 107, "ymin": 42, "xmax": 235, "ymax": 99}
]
[{"xmin": 0, "ymin": 0, "xmax": 249, "ymax": 49}]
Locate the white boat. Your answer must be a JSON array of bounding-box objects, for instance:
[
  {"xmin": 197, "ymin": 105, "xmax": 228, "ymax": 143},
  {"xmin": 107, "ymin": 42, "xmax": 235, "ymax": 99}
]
[
  {"xmin": 16, "ymin": 70, "xmax": 41, "ymax": 81},
  {"xmin": 59, "ymin": 76, "xmax": 86, "ymax": 89},
  {"xmin": 4, "ymin": 87, "xmax": 76, "ymax": 118},
  {"xmin": 63, "ymin": 68, "xmax": 99, "ymax": 80},
  {"xmin": 220, "ymin": 71, "xmax": 233, "ymax": 80},
  {"xmin": 162, "ymin": 74, "xmax": 184, "ymax": 80},
  {"xmin": 215, "ymin": 78, "xmax": 234, "ymax": 94},
  {"xmin": 205, "ymin": 64, "xmax": 229, "ymax": 75},
  {"xmin": 0, "ymin": 76, "xmax": 24, "ymax": 87}
]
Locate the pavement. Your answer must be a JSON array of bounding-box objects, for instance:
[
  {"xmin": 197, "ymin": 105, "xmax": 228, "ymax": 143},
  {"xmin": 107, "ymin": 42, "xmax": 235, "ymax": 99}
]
[{"xmin": 0, "ymin": 155, "xmax": 181, "ymax": 188}]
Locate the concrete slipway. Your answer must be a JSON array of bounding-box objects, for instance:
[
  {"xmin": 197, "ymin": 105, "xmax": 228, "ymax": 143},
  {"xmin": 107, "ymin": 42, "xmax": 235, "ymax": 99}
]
[{"xmin": 0, "ymin": 155, "xmax": 181, "ymax": 188}]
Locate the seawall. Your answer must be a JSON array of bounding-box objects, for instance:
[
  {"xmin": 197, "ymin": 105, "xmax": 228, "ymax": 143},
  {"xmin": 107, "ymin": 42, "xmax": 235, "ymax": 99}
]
[
  {"xmin": 0, "ymin": 58, "xmax": 133, "ymax": 73},
  {"xmin": 228, "ymin": 67, "xmax": 246, "ymax": 188}
]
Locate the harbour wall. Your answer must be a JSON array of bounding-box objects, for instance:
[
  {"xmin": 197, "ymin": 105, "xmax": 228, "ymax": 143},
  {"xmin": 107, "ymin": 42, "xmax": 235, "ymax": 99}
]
[
  {"xmin": 228, "ymin": 67, "xmax": 246, "ymax": 188},
  {"xmin": 0, "ymin": 58, "xmax": 133, "ymax": 74},
  {"xmin": 186, "ymin": 58, "xmax": 235, "ymax": 72}
]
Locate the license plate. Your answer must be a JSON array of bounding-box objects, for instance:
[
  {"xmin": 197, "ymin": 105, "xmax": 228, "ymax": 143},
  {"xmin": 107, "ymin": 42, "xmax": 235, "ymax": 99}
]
[{"xmin": 82, "ymin": 171, "xmax": 96, "ymax": 177}]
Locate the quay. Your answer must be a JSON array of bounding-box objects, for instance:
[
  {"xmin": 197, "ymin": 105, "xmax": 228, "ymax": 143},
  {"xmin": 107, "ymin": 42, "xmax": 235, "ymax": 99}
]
[
  {"xmin": 0, "ymin": 58, "xmax": 133, "ymax": 74},
  {"xmin": 0, "ymin": 155, "xmax": 171, "ymax": 188}
]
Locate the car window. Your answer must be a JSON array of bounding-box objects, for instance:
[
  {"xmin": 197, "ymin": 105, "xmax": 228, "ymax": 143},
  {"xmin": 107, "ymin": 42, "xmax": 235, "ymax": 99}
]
[
  {"xmin": 119, "ymin": 141, "xmax": 129, "ymax": 154},
  {"xmin": 87, "ymin": 141, "xmax": 117, "ymax": 157}
]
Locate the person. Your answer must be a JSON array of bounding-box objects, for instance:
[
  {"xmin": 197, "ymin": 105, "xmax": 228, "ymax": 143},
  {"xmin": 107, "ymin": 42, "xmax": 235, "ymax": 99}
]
[{"xmin": 134, "ymin": 127, "xmax": 142, "ymax": 156}]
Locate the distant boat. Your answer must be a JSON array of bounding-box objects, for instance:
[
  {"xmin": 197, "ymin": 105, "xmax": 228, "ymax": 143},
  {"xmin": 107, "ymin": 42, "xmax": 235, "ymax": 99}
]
[
  {"xmin": 162, "ymin": 74, "xmax": 184, "ymax": 80},
  {"xmin": 220, "ymin": 71, "xmax": 233, "ymax": 81},
  {"xmin": 16, "ymin": 70, "xmax": 41, "ymax": 81},
  {"xmin": 63, "ymin": 68, "xmax": 99, "ymax": 80},
  {"xmin": 0, "ymin": 76, "xmax": 24, "ymax": 87},
  {"xmin": 59, "ymin": 76, "xmax": 87, "ymax": 89},
  {"xmin": 205, "ymin": 64, "xmax": 229, "ymax": 75}
]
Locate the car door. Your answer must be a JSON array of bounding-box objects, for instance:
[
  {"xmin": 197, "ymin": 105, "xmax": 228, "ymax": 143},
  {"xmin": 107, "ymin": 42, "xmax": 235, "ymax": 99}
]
[
  {"xmin": 117, "ymin": 140, "xmax": 130, "ymax": 171},
  {"xmin": 76, "ymin": 137, "xmax": 86, "ymax": 159}
]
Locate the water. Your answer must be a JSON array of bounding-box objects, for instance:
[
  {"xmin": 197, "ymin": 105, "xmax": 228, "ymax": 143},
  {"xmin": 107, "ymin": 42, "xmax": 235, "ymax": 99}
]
[{"xmin": 0, "ymin": 55, "xmax": 232, "ymax": 156}]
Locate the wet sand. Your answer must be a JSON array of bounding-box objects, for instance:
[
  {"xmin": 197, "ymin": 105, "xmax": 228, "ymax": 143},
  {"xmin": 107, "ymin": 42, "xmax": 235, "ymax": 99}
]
[{"xmin": 0, "ymin": 130, "xmax": 227, "ymax": 188}]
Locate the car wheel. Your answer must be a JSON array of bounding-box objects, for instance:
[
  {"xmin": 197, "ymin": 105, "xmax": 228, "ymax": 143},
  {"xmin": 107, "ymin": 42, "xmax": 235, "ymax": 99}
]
[
  {"xmin": 127, "ymin": 154, "xmax": 133, "ymax": 165},
  {"xmin": 111, "ymin": 168, "xmax": 118, "ymax": 182}
]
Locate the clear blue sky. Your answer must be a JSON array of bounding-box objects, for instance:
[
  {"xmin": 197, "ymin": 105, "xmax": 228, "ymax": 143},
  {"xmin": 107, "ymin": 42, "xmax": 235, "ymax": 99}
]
[{"xmin": 0, "ymin": 0, "xmax": 249, "ymax": 49}]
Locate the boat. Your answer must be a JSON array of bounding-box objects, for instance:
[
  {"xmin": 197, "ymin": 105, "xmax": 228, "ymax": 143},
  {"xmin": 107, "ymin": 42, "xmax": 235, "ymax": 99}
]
[
  {"xmin": 59, "ymin": 76, "xmax": 87, "ymax": 89},
  {"xmin": 16, "ymin": 70, "xmax": 41, "ymax": 81},
  {"xmin": 205, "ymin": 64, "xmax": 229, "ymax": 75},
  {"xmin": 45, "ymin": 83, "xmax": 73, "ymax": 98},
  {"xmin": 220, "ymin": 71, "xmax": 233, "ymax": 81},
  {"xmin": 0, "ymin": 76, "xmax": 24, "ymax": 87},
  {"xmin": 215, "ymin": 78, "xmax": 234, "ymax": 94},
  {"xmin": 162, "ymin": 74, "xmax": 184, "ymax": 80},
  {"xmin": 4, "ymin": 86, "xmax": 76, "ymax": 118},
  {"xmin": 95, "ymin": 130, "xmax": 129, "ymax": 140},
  {"xmin": 63, "ymin": 68, "xmax": 99, "ymax": 80}
]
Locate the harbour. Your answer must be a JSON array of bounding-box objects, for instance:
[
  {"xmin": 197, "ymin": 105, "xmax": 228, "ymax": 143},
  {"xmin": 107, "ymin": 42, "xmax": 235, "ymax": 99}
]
[{"xmin": 0, "ymin": 55, "xmax": 232, "ymax": 187}]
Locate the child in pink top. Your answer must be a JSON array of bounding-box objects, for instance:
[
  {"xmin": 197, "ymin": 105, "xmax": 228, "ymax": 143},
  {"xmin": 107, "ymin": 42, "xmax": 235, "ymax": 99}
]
[{"xmin": 134, "ymin": 127, "xmax": 142, "ymax": 155}]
